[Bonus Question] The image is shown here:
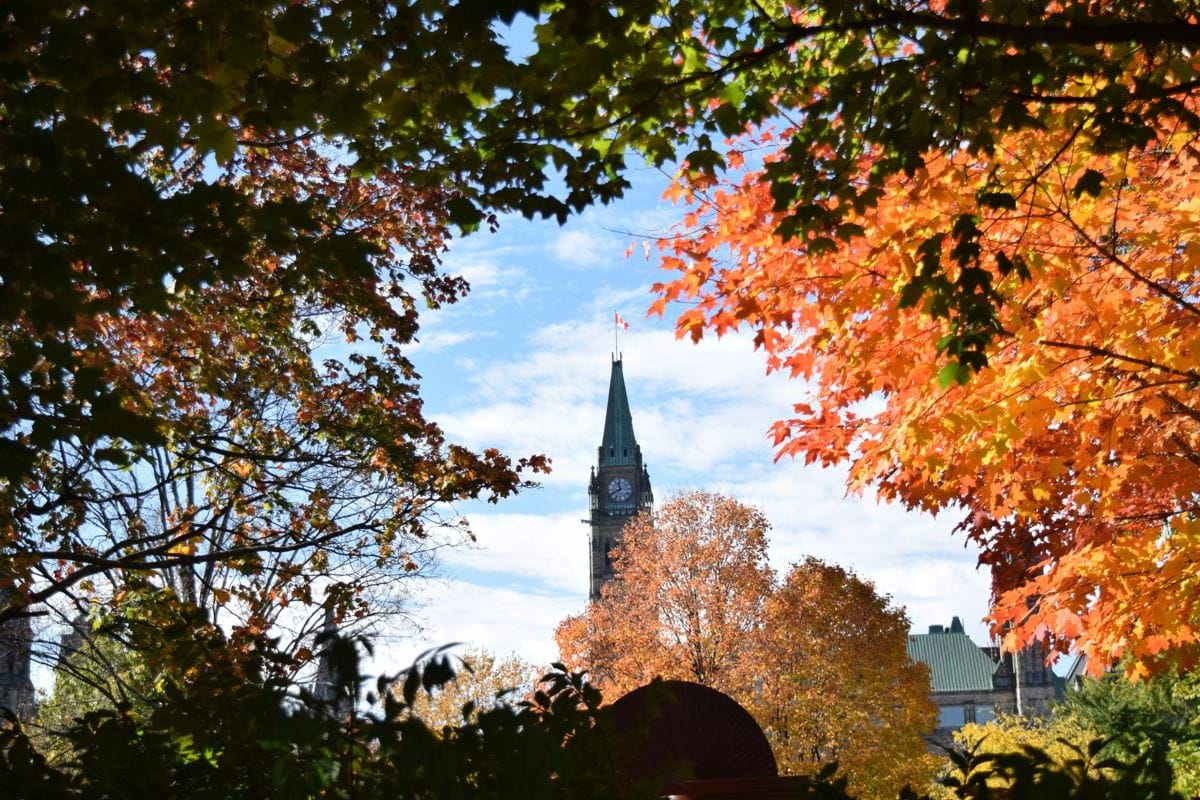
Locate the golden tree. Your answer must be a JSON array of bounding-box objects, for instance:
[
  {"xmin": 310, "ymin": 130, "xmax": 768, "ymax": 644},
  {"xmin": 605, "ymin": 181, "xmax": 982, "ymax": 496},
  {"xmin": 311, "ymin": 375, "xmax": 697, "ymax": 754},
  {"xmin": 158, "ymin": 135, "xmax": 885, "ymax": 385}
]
[
  {"xmin": 557, "ymin": 492, "xmax": 773, "ymax": 698},
  {"xmin": 406, "ymin": 647, "xmax": 536, "ymax": 732},
  {"xmin": 750, "ymin": 559, "xmax": 939, "ymax": 799}
]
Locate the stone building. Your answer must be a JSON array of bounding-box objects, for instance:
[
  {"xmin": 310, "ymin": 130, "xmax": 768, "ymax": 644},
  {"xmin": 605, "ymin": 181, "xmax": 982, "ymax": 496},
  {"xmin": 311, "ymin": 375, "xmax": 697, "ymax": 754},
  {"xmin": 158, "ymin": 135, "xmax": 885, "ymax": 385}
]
[
  {"xmin": 907, "ymin": 616, "xmax": 1062, "ymax": 746},
  {"xmin": 587, "ymin": 358, "xmax": 653, "ymax": 601},
  {"xmin": 0, "ymin": 590, "xmax": 37, "ymax": 721}
]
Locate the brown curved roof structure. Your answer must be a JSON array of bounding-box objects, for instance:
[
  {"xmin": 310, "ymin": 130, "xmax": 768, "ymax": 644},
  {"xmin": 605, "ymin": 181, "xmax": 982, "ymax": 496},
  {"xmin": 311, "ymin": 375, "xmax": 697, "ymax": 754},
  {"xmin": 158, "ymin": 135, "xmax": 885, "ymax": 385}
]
[{"xmin": 607, "ymin": 680, "xmax": 822, "ymax": 799}]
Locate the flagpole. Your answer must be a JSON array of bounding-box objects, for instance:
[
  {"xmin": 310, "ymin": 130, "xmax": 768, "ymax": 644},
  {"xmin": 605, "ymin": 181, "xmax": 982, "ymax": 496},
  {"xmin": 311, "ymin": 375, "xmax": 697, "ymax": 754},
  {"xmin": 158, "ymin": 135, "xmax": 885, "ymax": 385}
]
[{"xmin": 613, "ymin": 312, "xmax": 619, "ymax": 358}]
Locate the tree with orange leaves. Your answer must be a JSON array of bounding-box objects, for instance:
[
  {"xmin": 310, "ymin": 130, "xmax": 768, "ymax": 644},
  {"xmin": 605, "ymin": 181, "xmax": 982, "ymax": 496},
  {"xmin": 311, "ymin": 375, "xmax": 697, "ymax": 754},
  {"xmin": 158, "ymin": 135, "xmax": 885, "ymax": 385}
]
[
  {"xmin": 556, "ymin": 492, "xmax": 938, "ymax": 799},
  {"xmin": 652, "ymin": 101, "xmax": 1200, "ymax": 678},
  {"xmin": 557, "ymin": 492, "xmax": 774, "ymax": 697}
]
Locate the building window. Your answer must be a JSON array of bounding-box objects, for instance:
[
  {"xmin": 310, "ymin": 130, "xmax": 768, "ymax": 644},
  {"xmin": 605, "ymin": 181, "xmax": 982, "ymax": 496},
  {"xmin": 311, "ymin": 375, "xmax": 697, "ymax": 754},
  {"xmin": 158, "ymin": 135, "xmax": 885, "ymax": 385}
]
[
  {"xmin": 976, "ymin": 705, "xmax": 996, "ymax": 724},
  {"xmin": 938, "ymin": 705, "xmax": 966, "ymax": 728}
]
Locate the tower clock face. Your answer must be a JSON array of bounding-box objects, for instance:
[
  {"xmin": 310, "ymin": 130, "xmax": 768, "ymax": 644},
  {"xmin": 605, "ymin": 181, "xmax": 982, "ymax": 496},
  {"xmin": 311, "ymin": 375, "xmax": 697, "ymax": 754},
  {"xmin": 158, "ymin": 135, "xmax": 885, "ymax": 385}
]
[{"xmin": 607, "ymin": 477, "xmax": 633, "ymax": 501}]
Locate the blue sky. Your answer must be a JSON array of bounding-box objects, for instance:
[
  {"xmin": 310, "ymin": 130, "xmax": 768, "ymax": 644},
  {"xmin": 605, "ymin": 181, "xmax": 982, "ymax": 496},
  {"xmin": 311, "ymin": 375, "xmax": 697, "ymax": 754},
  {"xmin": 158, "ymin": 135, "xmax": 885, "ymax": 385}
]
[{"xmin": 374, "ymin": 161, "xmax": 997, "ymax": 672}]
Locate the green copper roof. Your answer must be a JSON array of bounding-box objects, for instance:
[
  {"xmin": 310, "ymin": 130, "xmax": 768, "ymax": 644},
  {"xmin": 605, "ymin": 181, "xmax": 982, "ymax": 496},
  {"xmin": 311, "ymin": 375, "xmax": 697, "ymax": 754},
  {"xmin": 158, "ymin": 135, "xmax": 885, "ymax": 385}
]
[
  {"xmin": 907, "ymin": 629, "xmax": 998, "ymax": 693},
  {"xmin": 600, "ymin": 359, "xmax": 638, "ymax": 467}
]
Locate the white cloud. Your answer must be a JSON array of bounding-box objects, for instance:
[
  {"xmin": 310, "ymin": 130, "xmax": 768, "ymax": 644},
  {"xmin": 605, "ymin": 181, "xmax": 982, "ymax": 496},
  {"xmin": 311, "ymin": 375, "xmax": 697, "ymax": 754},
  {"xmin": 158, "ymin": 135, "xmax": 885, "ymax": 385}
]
[
  {"xmin": 410, "ymin": 329, "xmax": 482, "ymax": 353},
  {"xmin": 436, "ymin": 319, "xmax": 805, "ymax": 487},
  {"xmin": 444, "ymin": 512, "xmax": 590, "ymax": 596},
  {"xmin": 450, "ymin": 257, "xmax": 522, "ymax": 289},
  {"xmin": 551, "ymin": 229, "xmax": 617, "ymax": 267}
]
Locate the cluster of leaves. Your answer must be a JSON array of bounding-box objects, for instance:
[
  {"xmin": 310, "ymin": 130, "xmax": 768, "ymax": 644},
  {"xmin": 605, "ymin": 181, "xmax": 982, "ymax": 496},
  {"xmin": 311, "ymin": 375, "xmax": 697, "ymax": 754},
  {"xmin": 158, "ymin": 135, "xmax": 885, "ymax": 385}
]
[
  {"xmin": 650, "ymin": 55, "xmax": 1200, "ymax": 677},
  {"xmin": 556, "ymin": 492, "xmax": 940, "ymax": 800},
  {"xmin": 2, "ymin": 0, "xmax": 555, "ymax": 636},
  {"xmin": 510, "ymin": 1, "xmax": 1200, "ymax": 361}
]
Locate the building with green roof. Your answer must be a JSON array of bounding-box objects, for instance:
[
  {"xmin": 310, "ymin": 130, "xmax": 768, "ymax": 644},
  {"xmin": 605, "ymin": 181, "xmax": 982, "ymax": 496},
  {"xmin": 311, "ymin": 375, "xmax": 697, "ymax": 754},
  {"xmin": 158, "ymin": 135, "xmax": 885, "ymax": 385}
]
[{"xmin": 907, "ymin": 616, "xmax": 1062, "ymax": 746}]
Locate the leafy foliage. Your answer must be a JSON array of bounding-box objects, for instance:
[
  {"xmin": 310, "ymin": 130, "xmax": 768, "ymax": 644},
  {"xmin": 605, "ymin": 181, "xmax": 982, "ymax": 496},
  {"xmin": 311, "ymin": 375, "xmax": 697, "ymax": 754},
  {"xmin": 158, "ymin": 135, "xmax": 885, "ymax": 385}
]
[
  {"xmin": 1056, "ymin": 669, "xmax": 1200, "ymax": 797},
  {"xmin": 556, "ymin": 492, "xmax": 938, "ymax": 799},
  {"xmin": 559, "ymin": 492, "xmax": 774, "ymax": 694},
  {"xmin": 651, "ymin": 77, "xmax": 1200, "ymax": 676},
  {"xmin": 1, "ymin": 593, "xmax": 656, "ymax": 800},
  {"xmin": 32, "ymin": 614, "xmax": 157, "ymax": 764},
  {"xmin": 1, "ymin": 1, "xmax": 552, "ymax": 628}
]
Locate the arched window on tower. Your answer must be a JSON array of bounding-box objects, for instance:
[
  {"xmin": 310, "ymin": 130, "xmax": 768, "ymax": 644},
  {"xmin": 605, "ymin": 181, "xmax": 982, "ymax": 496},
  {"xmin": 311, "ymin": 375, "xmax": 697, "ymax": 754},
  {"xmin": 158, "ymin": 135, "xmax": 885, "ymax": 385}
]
[{"xmin": 4, "ymin": 652, "xmax": 13, "ymax": 675}]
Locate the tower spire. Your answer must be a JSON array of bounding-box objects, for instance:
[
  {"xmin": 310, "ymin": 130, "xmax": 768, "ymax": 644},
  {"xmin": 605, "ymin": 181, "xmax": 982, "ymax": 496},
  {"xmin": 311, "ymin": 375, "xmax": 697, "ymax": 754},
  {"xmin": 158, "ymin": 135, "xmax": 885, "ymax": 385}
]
[{"xmin": 599, "ymin": 358, "xmax": 639, "ymax": 467}]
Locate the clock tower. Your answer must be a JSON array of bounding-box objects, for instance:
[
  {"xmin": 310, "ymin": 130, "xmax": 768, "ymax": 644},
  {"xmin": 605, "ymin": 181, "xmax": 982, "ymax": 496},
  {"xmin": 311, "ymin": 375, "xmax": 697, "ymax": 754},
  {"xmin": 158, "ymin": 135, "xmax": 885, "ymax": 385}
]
[{"xmin": 588, "ymin": 358, "xmax": 653, "ymax": 601}]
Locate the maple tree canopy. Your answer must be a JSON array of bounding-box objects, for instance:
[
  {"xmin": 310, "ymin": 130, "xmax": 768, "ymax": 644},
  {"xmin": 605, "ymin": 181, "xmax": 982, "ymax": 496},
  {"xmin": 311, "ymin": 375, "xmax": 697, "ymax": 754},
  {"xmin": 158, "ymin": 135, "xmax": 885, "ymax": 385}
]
[
  {"xmin": 653, "ymin": 87, "xmax": 1200, "ymax": 677},
  {"xmin": 524, "ymin": 3, "xmax": 1200, "ymax": 676}
]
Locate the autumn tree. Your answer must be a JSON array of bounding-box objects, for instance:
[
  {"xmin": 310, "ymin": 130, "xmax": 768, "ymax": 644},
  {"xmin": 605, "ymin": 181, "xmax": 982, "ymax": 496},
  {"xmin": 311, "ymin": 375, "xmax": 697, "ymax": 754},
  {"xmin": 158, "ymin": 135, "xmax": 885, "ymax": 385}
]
[
  {"xmin": 650, "ymin": 87, "xmax": 1200, "ymax": 676},
  {"xmin": 556, "ymin": 492, "xmax": 937, "ymax": 799},
  {"xmin": 2, "ymin": 149, "xmax": 546, "ymax": 648},
  {"xmin": 1, "ymin": 2, "xmax": 556, "ymax": 634},
  {"xmin": 405, "ymin": 647, "xmax": 536, "ymax": 731},
  {"xmin": 557, "ymin": 492, "xmax": 774, "ymax": 698},
  {"xmin": 750, "ymin": 559, "xmax": 939, "ymax": 798}
]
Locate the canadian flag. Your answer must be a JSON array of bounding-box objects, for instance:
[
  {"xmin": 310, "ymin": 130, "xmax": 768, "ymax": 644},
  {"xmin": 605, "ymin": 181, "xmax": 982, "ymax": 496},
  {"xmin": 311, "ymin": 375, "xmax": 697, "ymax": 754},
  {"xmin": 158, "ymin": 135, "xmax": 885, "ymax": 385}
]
[{"xmin": 614, "ymin": 312, "xmax": 630, "ymax": 330}]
